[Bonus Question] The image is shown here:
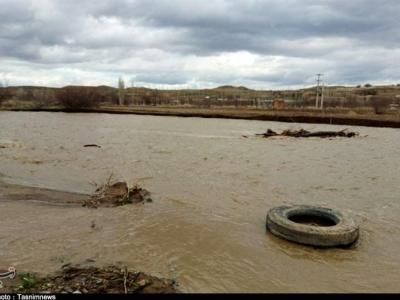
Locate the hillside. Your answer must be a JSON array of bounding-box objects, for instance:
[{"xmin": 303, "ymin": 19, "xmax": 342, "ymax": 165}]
[{"xmin": 1, "ymin": 84, "xmax": 400, "ymax": 109}]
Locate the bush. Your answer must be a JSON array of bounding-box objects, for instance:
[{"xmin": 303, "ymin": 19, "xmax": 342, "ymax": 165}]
[
  {"xmin": 140, "ymin": 93, "xmax": 153, "ymax": 106},
  {"xmin": 32, "ymin": 89, "xmax": 55, "ymax": 108},
  {"xmin": 0, "ymin": 87, "xmax": 11, "ymax": 105},
  {"xmin": 370, "ymin": 96, "xmax": 392, "ymax": 114},
  {"xmin": 56, "ymin": 86, "xmax": 99, "ymax": 109},
  {"xmin": 364, "ymin": 83, "xmax": 372, "ymax": 88}
]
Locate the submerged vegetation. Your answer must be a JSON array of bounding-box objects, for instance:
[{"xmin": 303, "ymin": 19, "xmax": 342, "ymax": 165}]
[
  {"xmin": 83, "ymin": 174, "xmax": 152, "ymax": 208},
  {"xmin": 15, "ymin": 273, "xmax": 40, "ymax": 292}
]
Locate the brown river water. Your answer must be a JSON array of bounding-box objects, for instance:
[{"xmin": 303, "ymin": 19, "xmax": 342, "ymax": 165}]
[{"xmin": 0, "ymin": 111, "xmax": 400, "ymax": 292}]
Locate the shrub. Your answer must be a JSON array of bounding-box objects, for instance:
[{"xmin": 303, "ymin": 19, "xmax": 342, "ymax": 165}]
[
  {"xmin": 16, "ymin": 273, "xmax": 39, "ymax": 292},
  {"xmin": 141, "ymin": 93, "xmax": 153, "ymax": 106},
  {"xmin": 0, "ymin": 87, "xmax": 11, "ymax": 105},
  {"xmin": 370, "ymin": 96, "xmax": 392, "ymax": 114},
  {"xmin": 56, "ymin": 86, "xmax": 99, "ymax": 109},
  {"xmin": 32, "ymin": 89, "xmax": 55, "ymax": 108}
]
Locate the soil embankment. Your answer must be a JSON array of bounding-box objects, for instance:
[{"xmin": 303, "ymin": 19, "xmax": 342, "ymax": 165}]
[
  {"xmin": 0, "ymin": 180, "xmax": 151, "ymax": 208},
  {"xmin": 0, "ymin": 182, "xmax": 88, "ymax": 206},
  {"xmin": 8, "ymin": 265, "xmax": 178, "ymax": 294},
  {"xmin": 4, "ymin": 106, "xmax": 400, "ymax": 128}
]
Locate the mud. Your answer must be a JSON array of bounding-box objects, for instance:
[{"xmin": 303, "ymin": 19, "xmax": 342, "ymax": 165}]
[
  {"xmin": 12, "ymin": 265, "xmax": 178, "ymax": 294},
  {"xmin": 0, "ymin": 182, "xmax": 88, "ymax": 206}
]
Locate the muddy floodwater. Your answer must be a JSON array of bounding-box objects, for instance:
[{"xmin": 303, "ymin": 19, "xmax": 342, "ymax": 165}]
[{"xmin": 1, "ymin": 111, "xmax": 400, "ymax": 292}]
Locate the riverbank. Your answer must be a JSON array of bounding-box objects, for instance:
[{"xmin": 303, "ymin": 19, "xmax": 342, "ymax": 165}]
[
  {"xmin": 3, "ymin": 265, "xmax": 178, "ymax": 294},
  {"xmin": 0, "ymin": 181, "xmax": 88, "ymax": 206},
  {"xmin": 3, "ymin": 105, "xmax": 400, "ymax": 128}
]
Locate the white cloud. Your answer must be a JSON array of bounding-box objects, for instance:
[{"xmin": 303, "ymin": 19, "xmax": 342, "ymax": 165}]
[{"xmin": 0, "ymin": 0, "xmax": 399, "ymax": 88}]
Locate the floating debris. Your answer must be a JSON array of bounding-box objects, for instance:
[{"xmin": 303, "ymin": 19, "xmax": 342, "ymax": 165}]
[
  {"xmin": 256, "ymin": 128, "xmax": 358, "ymax": 138},
  {"xmin": 13, "ymin": 265, "xmax": 178, "ymax": 294},
  {"xmin": 84, "ymin": 144, "xmax": 101, "ymax": 148},
  {"xmin": 0, "ymin": 140, "xmax": 23, "ymax": 149},
  {"xmin": 83, "ymin": 176, "xmax": 152, "ymax": 208}
]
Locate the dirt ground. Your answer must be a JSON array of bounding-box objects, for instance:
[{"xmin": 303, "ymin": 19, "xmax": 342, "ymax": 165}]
[{"xmin": 2, "ymin": 265, "xmax": 178, "ymax": 294}]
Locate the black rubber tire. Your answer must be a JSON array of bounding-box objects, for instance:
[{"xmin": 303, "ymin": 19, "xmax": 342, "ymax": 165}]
[{"xmin": 266, "ymin": 205, "xmax": 359, "ymax": 247}]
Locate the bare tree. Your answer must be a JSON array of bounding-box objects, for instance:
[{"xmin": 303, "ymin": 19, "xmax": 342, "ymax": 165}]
[
  {"xmin": 129, "ymin": 77, "xmax": 135, "ymax": 105},
  {"xmin": 0, "ymin": 80, "xmax": 11, "ymax": 105},
  {"xmin": 33, "ymin": 89, "xmax": 54, "ymax": 109},
  {"xmin": 118, "ymin": 77, "xmax": 125, "ymax": 105},
  {"xmin": 141, "ymin": 92, "xmax": 152, "ymax": 106}
]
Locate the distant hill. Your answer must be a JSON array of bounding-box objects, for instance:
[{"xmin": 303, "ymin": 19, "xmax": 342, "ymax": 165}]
[
  {"xmin": 1, "ymin": 83, "xmax": 399, "ymax": 108},
  {"xmin": 213, "ymin": 85, "xmax": 254, "ymax": 92}
]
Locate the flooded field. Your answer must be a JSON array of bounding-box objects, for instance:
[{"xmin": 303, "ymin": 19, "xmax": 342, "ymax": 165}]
[{"xmin": 1, "ymin": 111, "xmax": 400, "ymax": 292}]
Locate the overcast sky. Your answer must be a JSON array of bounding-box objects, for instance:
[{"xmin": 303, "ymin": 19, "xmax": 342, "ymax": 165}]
[{"xmin": 0, "ymin": 0, "xmax": 399, "ymax": 89}]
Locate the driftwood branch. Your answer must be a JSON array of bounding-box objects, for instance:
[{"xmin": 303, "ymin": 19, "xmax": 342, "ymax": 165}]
[{"xmin": 256, "ymin": 128, "xmax": 358, "ymax": 138}]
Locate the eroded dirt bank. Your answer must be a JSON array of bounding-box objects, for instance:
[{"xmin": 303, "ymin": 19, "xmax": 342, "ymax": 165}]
[
  {"xmin": 0, "ymin": 181, "xmax": 88, "ymax": 206},
  {"xmin": 4, "ymin": 106, "xmax": 400, "ymax": 128},
  {"xmin": 4, "ymin": 265, "xmax": 178, "ymax": 294}
]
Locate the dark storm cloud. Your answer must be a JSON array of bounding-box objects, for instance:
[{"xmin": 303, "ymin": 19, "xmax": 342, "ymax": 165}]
[
  {"xmin": 0, "ymin": 0, "xmax": 399, "ymax": 88},
  {"xmin": 94, "ymin": 0, "xmax": 400, "ymax": 53}
]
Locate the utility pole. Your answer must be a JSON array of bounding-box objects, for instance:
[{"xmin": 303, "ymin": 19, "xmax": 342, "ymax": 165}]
[
  {"xmin": 130, "ymin": 77, "xmax": 135, "ymax": 105},
  {"xmin": 320, "ymin": 81, "xmax": 325, "ymax": 110},
  {"xmin": 118, "ymin": 77, "xmax": 125, "ymax": 106},
  {"xmin": 315, "ymin": 73, "xmax": 323, "ymax": 109}
]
